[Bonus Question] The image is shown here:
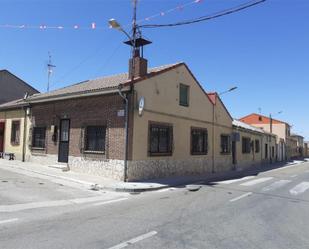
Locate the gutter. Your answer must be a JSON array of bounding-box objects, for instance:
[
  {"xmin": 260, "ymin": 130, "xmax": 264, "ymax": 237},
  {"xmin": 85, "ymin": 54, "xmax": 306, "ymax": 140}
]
[{"xmin": 22, "ymin": 107, "xmax": 28, "ymax": 162}]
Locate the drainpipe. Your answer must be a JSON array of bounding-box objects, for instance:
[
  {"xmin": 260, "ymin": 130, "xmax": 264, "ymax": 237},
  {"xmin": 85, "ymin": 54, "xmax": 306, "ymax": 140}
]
[{"xmin": 118, "ymin": 85, "xmax": 129, "ymax": 182}]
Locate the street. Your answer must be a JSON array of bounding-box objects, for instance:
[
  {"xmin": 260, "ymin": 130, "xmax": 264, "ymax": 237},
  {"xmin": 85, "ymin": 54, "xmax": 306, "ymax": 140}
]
[{"xmin": 0, "ymin": 162, "xmax": 309, "ymax": 249}]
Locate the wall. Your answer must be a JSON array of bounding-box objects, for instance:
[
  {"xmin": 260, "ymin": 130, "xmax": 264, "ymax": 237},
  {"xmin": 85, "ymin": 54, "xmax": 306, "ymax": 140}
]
[
  {"xmin": 129, "ymin": 64, "xmax": 233, "ymax": 180},
  {"xmin": 0, "ymin": 108, "xmax": 30, "ymax": 160},
  {"xmin": 0, "ymin": 70, "xmax": 38, "ymax": 104},
  {"xmin": 29, "ymin": 94, "xmax": 127, "ymax": 180}
]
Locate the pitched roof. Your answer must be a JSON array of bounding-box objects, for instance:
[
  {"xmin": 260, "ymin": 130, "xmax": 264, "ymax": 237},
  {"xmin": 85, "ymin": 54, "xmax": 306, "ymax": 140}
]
[
  {"xmin": 0, "ymin": 69, "xmax": 39, "ymax": 94},
  {"xmin": 233, "ymin": 119, "xmax": 265, "ymax": 133},
  {"xmin": 0, "ymin": 98, "xmax": 28, "ymax": 110},
  {"xmin": 239, "ymin": 113, "xmax": 289, "ymax": 126},
  {"xmin": 26, "ymin": 63, "xmax": 183, "ymax": 102}
]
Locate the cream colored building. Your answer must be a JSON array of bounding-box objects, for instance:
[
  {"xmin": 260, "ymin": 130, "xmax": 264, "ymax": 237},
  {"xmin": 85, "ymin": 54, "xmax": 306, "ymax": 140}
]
[{"xmin": 0, "ymin": 99, "xmax": 31, "ymax": 161}]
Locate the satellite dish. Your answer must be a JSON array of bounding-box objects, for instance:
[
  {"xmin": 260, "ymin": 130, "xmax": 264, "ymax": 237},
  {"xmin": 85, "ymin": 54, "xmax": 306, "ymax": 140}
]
[{"xmin": 138, "ymin": 96, "xmax": 145, "ymax": 116}]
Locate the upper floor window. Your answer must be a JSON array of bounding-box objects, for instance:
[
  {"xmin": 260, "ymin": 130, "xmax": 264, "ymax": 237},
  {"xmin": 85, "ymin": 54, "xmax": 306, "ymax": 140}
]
[
  {"xmin": 179, "ymin": 84, "xmax": 189, "ymax": 107},
  {"xmin": 32, "ymin": 127, "xmax": 46, "ymax": 149},
  {"xmin": 191, "ymin": 128, "xmax": 208, "ymax": 155},
  {"xmin": 221, "ymin": 134, "xmax": 231, "ymax": 154},
  {"xmin": 11, "ymin": 120, "xmax": 20, "ymax": 145},
  {"xmin": 85, "ymin": 126, "xmax": 106, "ymax": 152},
  {"xmin": 149, "ymin": 123, "xmax": 173, "ymax": 156},
  {"xmin": 242, "ymin": 137, "xmax": 251, "ymax": 154}
]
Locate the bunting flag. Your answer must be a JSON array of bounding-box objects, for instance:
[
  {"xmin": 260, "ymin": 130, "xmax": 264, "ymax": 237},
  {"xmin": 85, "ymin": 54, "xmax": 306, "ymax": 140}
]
[{"xmin": 0, "ymin": 0, "xmax": 204, "ymax": 31}]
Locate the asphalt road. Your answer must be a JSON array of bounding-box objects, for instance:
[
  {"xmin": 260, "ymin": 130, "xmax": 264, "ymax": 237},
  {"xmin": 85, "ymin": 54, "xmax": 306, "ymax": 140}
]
[{"xmin": 1, "ymin": 162, "xmax": 309, "ymax": 249}]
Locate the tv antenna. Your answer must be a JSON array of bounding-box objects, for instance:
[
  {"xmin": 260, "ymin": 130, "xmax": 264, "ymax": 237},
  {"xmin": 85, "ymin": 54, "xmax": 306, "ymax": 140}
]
[{"xmin": 47, "ymin": 51, "xmax": 56, "ymax": 92}]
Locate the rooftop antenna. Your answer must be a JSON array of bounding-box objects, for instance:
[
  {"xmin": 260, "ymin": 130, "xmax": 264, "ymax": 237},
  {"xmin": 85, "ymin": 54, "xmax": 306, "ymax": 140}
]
[
  {"xmin": 258, "ymin": 107, "xmax": 262, "ymax": 114},
  {"xmin": 47, "ymin": 51, "xmax": 56, "ymax": 92}
]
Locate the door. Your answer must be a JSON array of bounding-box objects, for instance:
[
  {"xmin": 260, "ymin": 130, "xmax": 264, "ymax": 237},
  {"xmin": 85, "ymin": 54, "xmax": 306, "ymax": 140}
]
[
  {"xmin": 265, "ymin": 144, "xmax": 268, "ymax": 159},
  {"xmin": 232, "ymin": 141, "xmax": 237, "ymax": 167},
  {"xmin": 0, "ymin": 122, "xmax": 4, "ymax": 152},
  {"xmin": 58, "ymin": 119, "xmax": 70, "ymax": 163}
]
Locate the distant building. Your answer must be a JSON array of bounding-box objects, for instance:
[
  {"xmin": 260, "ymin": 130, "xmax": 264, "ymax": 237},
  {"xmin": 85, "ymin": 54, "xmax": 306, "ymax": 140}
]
[
  {"xmin": 290, "ymin": 133, "xmax": 304, "ymax": 158},
  {"xmin": 239, "ymin": 113, "xmax": 291, "ymax": 161},
  {"xmin": 0, "ymin": 69, "xmax": 39, "ymax": 104}
]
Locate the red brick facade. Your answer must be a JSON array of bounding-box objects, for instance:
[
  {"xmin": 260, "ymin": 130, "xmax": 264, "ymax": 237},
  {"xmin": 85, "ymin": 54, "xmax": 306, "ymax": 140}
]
[{"xmin": 30, "ymin": 93, "xmax": 130, "ymax": 161}]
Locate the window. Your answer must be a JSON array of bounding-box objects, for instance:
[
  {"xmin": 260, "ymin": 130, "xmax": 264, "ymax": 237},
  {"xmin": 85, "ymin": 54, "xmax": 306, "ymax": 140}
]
[
  {"xmin": 255, "ymin": 139, "xmax": 260, "ymax": 153},
  {"xmin": 259, "ymin": 116, "xmax": 262, "ymax": 121},
  {"xmin": 179, "ymin": 84, "xmax": 189, "ymax": 106},
  {"xmin": 32, "ymin": 127, "xmax": 46, "ymax": 149},
  {"xmin": 191, "ymin": 128, "xmax": 208, "ymax": 155},
  {"xmin": 11, "ymin": 120, "xmax": 20, "ymax": 145},
  {"xmin": 85, "ymin": 126, "xmax": 106, "ymax": 152},
  {"xmin": 242, "ymin": 137, "xmax": 251, "ymax": 153},
  {"xmin": 221, "ymin": 135, "xmax": 231, "ymax": 154},
  {"xmin": 149, "ymin": 123, "xmax": 173, "ymax": 156}
]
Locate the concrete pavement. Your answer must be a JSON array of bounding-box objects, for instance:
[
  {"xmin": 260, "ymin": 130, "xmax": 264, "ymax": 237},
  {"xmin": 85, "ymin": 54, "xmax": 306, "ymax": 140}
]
[
  {"xmin": 0, "ymin": 158, "xmax": 306, "ymax": 193},
  {"xmin": 0, "ymin": 161, "xmax": 309, "ymax": 248}
]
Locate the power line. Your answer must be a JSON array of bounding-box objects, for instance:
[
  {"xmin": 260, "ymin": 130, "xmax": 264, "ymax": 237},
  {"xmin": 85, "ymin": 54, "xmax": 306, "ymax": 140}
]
[{"xmin": 140, "ymin": 0, "xmax": 266, "ymax": 28}]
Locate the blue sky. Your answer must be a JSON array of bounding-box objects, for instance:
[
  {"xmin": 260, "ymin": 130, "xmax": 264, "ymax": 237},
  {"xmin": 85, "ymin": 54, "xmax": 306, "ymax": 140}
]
[{"xmin": 0, "ymin": 0, "xmax": 308, "ymax": 139}]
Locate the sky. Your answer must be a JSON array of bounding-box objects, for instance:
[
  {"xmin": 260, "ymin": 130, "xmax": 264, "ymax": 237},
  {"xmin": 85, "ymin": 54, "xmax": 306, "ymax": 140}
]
[{"xmin": 0, "ymin": 0, "xmax": 308, "ymax": 139}]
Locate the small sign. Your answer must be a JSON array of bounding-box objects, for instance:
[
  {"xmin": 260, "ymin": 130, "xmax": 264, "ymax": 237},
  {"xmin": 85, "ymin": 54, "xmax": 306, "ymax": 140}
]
[
  {"xmin": 117, "ymin": 109, "xmax": 125, "ymax": 117},
  {"xmin": 138, "ymin": 96, "xmax": 145, "ymax": 116}
]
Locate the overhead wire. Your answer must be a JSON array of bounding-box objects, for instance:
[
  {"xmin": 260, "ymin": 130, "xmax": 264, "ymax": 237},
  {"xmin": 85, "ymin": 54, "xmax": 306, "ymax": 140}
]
[{"xmin": 140, "ymin": 0, "xmax": 266, "ymax": 28}]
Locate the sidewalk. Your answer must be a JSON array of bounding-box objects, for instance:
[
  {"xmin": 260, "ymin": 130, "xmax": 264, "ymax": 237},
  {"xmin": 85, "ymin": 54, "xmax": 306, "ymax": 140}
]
[{"xmin": 0, "ymin": 158, "xmax": 306, "ymax": 193}]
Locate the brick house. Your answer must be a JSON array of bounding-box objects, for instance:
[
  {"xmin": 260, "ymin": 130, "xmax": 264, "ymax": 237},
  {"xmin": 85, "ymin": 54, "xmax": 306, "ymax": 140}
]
[{"xmin": 0, "ymin": 56, "xmax": 282, "ymax": 181}]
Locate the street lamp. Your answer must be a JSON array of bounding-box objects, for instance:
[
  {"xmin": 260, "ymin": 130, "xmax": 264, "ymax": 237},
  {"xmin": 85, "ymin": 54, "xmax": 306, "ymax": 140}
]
[
  {"xmin": 219, "ymin": 86, "xmax": 238, "ymax": 96},
  {"xmin": 212, "ymin": 86, "xmax": 237, "ymax": 173},
  {"xmin": 108, "ymin": 19, "xmax": 133, "ymax": 45}
]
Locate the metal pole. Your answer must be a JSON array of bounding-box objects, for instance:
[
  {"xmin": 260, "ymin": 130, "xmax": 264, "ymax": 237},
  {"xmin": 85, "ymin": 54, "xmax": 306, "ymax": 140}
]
[
  {"xmin": 212, "ymin": 95, "xmax": 215, "ymax": 173},
  {"xmin": 269, "ymin": 113, "xmax": 272, "ymax": 133}
]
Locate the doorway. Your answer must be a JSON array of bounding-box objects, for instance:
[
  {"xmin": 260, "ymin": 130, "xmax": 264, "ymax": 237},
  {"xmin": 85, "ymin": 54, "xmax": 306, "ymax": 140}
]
[
  {"xmin": 232, "ymin": 141, "xmax": 237, "ymax": 168},
  {"xmin": 0, "ymin": 122, "xmax": 5, "ymax": 153},
  {"xmin": 58, "ymin": 119, "xmax": 70, "ymax": 163}
]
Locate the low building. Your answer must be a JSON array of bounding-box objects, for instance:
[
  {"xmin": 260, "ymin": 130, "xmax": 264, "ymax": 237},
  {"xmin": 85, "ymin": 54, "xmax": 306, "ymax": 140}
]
[
  {"xmin": 239, "ymin": 113, "xmax": 291, "ymax": 161},
  {"xmin": 0, "ymin": 99, "xmax": 31, "ymax": 161},
  {"xmin": 232, "ymin": 120, "xmax": 277, "ymax": 170},
  {"xmin": 290, "ymin": 133, "xmax": 304, "ymax": 158}
]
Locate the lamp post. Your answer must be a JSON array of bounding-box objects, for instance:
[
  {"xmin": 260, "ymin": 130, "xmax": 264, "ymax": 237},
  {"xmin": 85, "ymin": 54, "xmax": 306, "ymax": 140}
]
[
  {"xmin": 269, "ymin": 111, "xmax": 282, "ymax": 134},
  {"xmin": 212, "ymin": 86, "xmax": 237, "ymax": 173},
  {"xmin": 108, "ymin": 1, "xmax": 140, "ymax": 182}
]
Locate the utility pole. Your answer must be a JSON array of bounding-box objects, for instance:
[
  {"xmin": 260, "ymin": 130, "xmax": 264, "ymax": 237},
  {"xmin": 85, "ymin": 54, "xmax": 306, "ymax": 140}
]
[{"xmin": 47, "ymin": 52, "xmax": 56, "ymax": 92}]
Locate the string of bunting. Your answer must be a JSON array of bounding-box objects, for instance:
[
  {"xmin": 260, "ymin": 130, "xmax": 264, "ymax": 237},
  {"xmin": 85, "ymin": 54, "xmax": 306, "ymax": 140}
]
[{"xmin": 0, "ymin": 0, "xmax": 204, "ymax": 31}]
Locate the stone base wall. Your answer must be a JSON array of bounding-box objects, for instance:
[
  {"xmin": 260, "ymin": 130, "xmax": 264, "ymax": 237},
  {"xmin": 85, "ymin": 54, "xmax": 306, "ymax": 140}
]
[
  {"xmin": 29, "ymin": 153, "xmax": 58, "ymax": 165},
  {"xmin": 69, "ymin": 157, "xmax": 124, "ymax": 181},
  {"xmin": 29, "ymin": 153, "xmax": 125, "ymax": 181},
  {"xmin": 127, "ymin": 158, "xmax": 213, "ymax": 181}
]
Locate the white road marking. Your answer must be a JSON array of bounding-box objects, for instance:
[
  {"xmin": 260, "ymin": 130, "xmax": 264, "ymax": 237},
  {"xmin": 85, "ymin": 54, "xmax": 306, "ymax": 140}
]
[
  {"xmin": 0, "ymin": 196, "xmax": 127, "ymax": 212},
  {"xmin": 107, "ymin": 231, "xmax": 157, "ymax": 249},
  {"xmin": 229, "ymin": 192, "xmax": 252, "ymax": 202},
  {"xmin": 157, "ymin": 187, "xmax": 177, "ymax": 193},
  {"xmin": 240, "ymin": 177, "xmax": 273, "ymax": 187},
  {"xmin": 290, "ymin": 175, "xmax": 298, "ymax": 178},
  {"xmin": 0, "ymin": 218, "xmax": 19, "ymax": 225},
  {"xmin": 290, "ymin": 182, "xmax": 309, "ymax": 195},
  {"xmin": 92, "ymin": 198, "xmax": 128, "ymax": 206},
  {"xmin": 215, "ymin": 176, "xmax": 255, "ymax": 185},
  {"xmin": 262, "ymin": 180, "xmax": 291, "ymax": 192}
]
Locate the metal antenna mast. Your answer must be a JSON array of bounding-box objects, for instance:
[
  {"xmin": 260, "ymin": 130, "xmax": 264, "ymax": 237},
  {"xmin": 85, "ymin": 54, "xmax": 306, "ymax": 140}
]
[{"xmin": 47, "ymin": 51, "xmax": 56, "ymax": 92}]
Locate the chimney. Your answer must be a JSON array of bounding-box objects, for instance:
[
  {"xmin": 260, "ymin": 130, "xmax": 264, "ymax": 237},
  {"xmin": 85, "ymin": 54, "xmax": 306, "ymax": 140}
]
[
  {"xmin": 124, "ymin": 37, "xmax": 152, "ymax": 80},
  {"xmin": 128, "ymin": 49, "xmax": 148, "ymax": 79}
]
